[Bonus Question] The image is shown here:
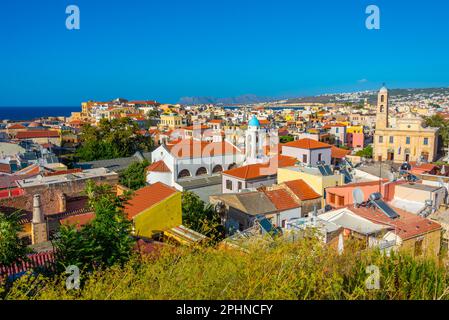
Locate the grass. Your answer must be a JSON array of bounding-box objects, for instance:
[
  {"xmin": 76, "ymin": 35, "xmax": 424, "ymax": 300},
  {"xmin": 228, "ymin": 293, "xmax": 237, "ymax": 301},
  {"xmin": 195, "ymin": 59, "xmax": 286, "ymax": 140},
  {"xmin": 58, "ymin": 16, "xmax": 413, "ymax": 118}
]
[{"xmin": 4, "ymin": 237, "xmax": 449, "ymax": 300}]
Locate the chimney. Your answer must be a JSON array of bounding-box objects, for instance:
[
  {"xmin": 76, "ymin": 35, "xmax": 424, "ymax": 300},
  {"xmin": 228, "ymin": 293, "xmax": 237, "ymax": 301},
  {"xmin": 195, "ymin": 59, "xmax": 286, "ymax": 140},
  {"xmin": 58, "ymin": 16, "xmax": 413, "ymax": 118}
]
[
  {"xmin": 31, "ymin": 194, "xmax": 47, "ymax": 244},
  {"xmin": 32, "ymin": 194, "xmax": 44, "ymax": 224},
  {"xmin": 58, "ymin": 193, "xmax": 67, "ymax": 213}
]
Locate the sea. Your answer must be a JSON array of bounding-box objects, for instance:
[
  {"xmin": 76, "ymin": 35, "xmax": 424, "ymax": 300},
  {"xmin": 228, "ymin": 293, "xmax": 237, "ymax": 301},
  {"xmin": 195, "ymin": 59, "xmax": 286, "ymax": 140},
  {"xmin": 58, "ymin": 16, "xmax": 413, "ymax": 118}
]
[{"xmin": 0, "ymin": 106, "xmax": 78, "ymax": 121}]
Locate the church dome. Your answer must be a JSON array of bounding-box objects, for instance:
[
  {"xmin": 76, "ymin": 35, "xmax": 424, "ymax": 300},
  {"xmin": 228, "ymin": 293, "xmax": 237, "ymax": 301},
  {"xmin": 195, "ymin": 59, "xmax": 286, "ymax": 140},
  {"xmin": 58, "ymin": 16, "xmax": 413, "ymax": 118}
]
[
  {"xmin": 379, "ymin": 86, "xmax": 388, "ymax": 93},
  {"xmin": 248, "ymin": 116, "xmax": 260, "ymax": 127}
]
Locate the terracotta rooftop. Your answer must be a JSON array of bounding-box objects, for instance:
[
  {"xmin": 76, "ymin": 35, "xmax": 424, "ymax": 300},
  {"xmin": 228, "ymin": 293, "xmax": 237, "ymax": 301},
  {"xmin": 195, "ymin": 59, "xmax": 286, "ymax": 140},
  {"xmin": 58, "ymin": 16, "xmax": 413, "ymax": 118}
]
[
  {"xmin": 124, "ymin": 182, "xmax": 178, "ymax": 219},
  {"xmin": 223, "ymin": 163, "xmax": 276, "ymax": 180},
  {"xmin": 16, "ymin": 130, "xmax": 59, "ymax": 139},
  {"xmin": 264, "ymin": 189, "xmax": 300, "ymax": 211},
  {"xmin": 349, "ymin": 205, "xmax": 442, "ymax": 240},
  {"xmin": 271, "ymin": 155, "xmax": 297, "ymax": 168},
  {"xmin": 60, "ymin": 212, "xmax": 95, "ymax": 229},
  {"xmin": 183, "ymin": 125, "xmax": 209, "ymax": 131},
  {"xmin": 331, "ymin": 146, "xmax": 351, "ymax": 159},
  {"xmin": 283, "ymin": 179, "xmax": 321, "ymax": 201},
  {"xmin": 166, "ymin": 140, "xmax": 240, "ymax": 159},
  {"xmin": 7, "ymin": 124, "xmax": 26, "ymax": 130},
  {"xmin": 146, "ymin": 160, "xmax": 171, "ymax": 173},
  {"xmin": 282, "ymin": 138, "xmax": 331, "ymax": 150}
]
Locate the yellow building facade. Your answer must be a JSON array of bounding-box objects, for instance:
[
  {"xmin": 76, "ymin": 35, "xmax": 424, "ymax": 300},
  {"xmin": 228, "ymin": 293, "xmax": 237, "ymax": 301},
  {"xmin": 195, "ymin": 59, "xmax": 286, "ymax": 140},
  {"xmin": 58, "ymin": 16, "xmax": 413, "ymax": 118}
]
[
  {"xmin": 373, "ymin": 86, "xmax": 438, "ymax": 163},
  {"xmin": 132, "ymin": 192, "xmax": 182, "ymax": 238},
  {"xmin": 159, "ymin": 114, "xmax": 184, "ymax": 130}
]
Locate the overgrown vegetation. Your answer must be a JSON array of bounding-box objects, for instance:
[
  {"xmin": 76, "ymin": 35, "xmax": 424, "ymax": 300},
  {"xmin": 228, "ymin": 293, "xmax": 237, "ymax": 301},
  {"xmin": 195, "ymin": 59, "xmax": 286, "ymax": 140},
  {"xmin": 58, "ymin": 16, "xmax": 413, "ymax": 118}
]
[
  {"xmin": 119, "ymin": 160, "xmax": 150, "ymax": 190},
  {"xmin": 425, "ymin": 114, "xmax": 449, "ymax": 149},
  {"xmin": 5, "ymin": 238, "xmax": 449, "ymax": 300},
  {"xmin": 76, "ymin": 118, "xmax": 153, "ymax": 161},
  {"xmin": 52, "ymin": 181, "xmax": 134, "ymax": 273},
  {"xmin": 0, "ymin": 212, "xmax": 30, "ymax": 266},
  {"xmin": 280, "ymin": 135, "xmax": 294, "ymax": 143},
  {"xmin": 355, "ymin": 145, "xmax": 373, "ymax": 158},
  {"xmin": 181, "ymin": 191, "xmax": 224, "ymax": 242}
]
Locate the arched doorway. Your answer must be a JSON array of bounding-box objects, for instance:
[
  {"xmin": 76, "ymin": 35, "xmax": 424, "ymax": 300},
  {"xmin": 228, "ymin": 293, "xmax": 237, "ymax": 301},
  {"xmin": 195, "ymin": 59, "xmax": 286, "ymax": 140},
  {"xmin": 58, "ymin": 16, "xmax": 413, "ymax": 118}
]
[
  {"xmin": 178, "ymin": 169, "xmax": 191, "ymax": 179},
  {"xmin": 212, "ymin": 165, "xmax": 223, "ymax": 174},
  {"xmin": 196, "ymin": 167, "xmax": 207, "ymax": 176},
  {"xmin": 228, "ymin": 163, "xmax": 237, "ymax": 170}
]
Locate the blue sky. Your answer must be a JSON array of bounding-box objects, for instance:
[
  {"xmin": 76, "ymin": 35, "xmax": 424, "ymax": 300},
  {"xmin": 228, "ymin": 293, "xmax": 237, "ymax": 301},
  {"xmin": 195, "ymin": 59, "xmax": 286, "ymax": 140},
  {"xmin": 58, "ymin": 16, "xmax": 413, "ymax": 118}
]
[{"xmin": 1, "ymin": 0, "xmax": 449, "ymax": 106}]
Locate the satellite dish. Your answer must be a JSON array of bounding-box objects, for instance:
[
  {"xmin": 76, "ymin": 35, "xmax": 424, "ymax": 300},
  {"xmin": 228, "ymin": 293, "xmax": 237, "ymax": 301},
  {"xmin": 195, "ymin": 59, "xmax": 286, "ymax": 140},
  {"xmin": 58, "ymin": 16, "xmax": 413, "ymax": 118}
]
[{"xmin": 353, "ymin": 188, "xmax": 365, "ymax": 207}]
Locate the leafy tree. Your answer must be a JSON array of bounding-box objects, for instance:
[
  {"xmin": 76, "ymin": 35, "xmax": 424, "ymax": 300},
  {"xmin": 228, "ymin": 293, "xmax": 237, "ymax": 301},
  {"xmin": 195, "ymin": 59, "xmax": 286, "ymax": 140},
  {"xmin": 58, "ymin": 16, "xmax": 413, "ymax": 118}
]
[
  {"xmin": 119, "ymin": 160, "xmax": 150, "ymax": 190},
  {"xmin": 279, "ymin": 135, "xmax": 294, "ymax": 143},
  {"xmin": 53, "ymin": 181, "xmax": 134, "ymax": 272},
  {"xmin": 147, "ymin": 109, "xmax": 160, "ymax": 118},
  {"xmin": 181, "ymin": 191, "xmax": 224, "ymax": 242},
  {"xmin": 425, "ymin": 114, "xmax": 449, "ymax": 149},
  {"xmin": 355, "ymin": 145, "xmax": 373, "ymax": 158},
  {"xmin": 0, "ymin": 212, "xmax": 30, "ymax": 266},
  {"xmin": 76, "ymin": 118, "xmax": 153, "ymax": 161}
]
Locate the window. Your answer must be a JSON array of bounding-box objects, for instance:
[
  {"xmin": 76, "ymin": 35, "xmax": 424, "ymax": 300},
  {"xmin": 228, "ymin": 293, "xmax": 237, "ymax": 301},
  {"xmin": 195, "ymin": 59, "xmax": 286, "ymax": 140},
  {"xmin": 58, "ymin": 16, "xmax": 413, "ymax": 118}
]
[
  {"xmin": 318, "ymin": 153, "xmax": 322, "ymax": 162},
  {"xmin": 389, "ymin": 136, "xmax": 394, "ymax": 144},
  {"xmin": 379, "ymin": 136, "xmax": 383, "ymax": 143},
  {"xmin": 406, "ymin": 137, "xmax": 411, "ymax": 145},
  {"xmin": 238, "ymin": 181, "xmax": 242, "ymax": 190},
  {"xmin": 336, "ymin": 128, "xmax": 339, "ymax": 133},
  {"xmin": 424, "ymin": 138, "xmax": 429, "ymax": 145},
  {"xmin": 338, "ymin": 196, "xmax": 345, "ymax": 207},
  {"xmin": 381, "ymin": 95, "xmax": 385, "ymax": 103},
  {"xmin": 226, "ymin": 180, "xmax": 233, "ymax": 191},
  {"xmin": 302, "ymin": 154, "xmax": 308, "ymax": 163},
  {"xmin": 329, "ymin": 193, "xmax": 336, "ymax": 204}
]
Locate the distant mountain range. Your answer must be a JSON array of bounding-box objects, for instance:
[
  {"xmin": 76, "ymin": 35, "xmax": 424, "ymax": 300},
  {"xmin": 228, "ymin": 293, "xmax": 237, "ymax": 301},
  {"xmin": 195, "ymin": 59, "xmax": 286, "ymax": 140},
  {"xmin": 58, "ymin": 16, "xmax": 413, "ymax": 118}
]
[
  {"xmin": 179, "ymin": 87, "xmax": 449, "ymax": 106},
  {"xmin": 178, "ymin": 94, "xmax": 280, "ymax": 105}
]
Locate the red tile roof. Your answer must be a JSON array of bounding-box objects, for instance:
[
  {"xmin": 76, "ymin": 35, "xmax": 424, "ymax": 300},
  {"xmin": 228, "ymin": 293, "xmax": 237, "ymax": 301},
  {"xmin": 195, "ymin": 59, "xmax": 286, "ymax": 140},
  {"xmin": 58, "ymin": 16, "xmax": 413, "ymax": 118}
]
[
  {"xmin": 264, "ymin": 189, "xmax": 300, "ymax": 211},
  {"xmin": 271, "ymin": 155, "xmax": 297, "ymax": 168},
  {"xmin": 7, "ymin": 124, "xmax": 26, "ymax": 130},
  {"xmin": 0, "ymin": 163, "xmax": 12, "ymax": 174},
  {"xmin": 349, "ymin": 205, "xmax": 442, "ymax": 240},
  {"xmin": 0, "ymin": 251, "xmax": 55, "ymax": 280},
  {"xmin": 283, "ymin": 138, "xmax": 331, "ymax": 150},
  {"xmin": 167, "ymin": 140, "xmax": 240, "ymax": 159},
  {"xmin": 16, "ymin": 130, "xmax": 59, "ymax": 139},
  {"xmin": 223, "ymin": 163, "xmax": 276, "ymax": 180},
  {"xmin": 331, "ymin": 146, "xmax": 351, "ymax": 159},
  {"xmin": 183, "ymin": 125, "xmax": 209, "ymax": 131},
  {"xmin": 410, "ymin": 163, "xmax": 436, "ymax": 174},
  {"xmin": 124, "ymin": 182, "xmax": 178, "ymax": 219},
  {"xmin": 60, "ymin": 212, "xmax": 95, "ymax": 229},
  {"xmin": 209, "ymin": 119, "xmax": 223, "ymax": 124},
  {"xmin": 283, "ymin": 179, "xmax": 321, "ymax": 201},
  {"xmin": 146, "ymin": 160, "xmax": 171, "ymax": 173}
]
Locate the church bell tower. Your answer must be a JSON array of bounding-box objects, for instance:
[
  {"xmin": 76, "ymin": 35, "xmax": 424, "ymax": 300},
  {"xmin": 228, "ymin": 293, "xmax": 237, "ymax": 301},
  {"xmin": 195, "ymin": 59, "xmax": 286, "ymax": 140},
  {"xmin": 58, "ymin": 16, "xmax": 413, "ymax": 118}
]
[{"xmin": 376, "ymin": 85, "xmax": 389, "ymax": 130}]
